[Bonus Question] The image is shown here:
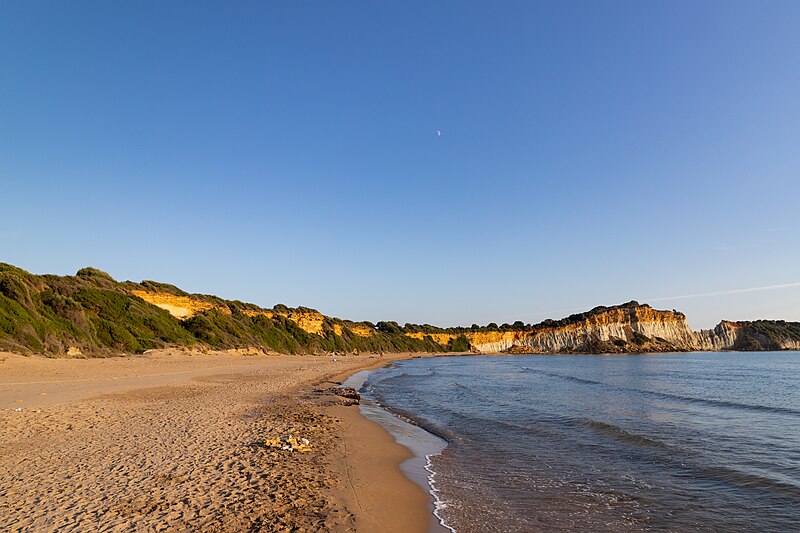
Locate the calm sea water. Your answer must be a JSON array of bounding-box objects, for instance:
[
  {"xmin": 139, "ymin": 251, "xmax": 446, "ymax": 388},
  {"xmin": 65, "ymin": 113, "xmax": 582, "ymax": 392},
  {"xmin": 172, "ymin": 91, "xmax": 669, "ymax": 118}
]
[{"xmin": 362, "ymin": 352, "xmax": 800, "ymax": 533}]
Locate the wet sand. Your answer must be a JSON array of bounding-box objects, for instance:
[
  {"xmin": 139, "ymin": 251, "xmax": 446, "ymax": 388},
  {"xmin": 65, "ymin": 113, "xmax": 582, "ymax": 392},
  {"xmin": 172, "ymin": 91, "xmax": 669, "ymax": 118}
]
[{"xmin": 0, "ymin": 350, "xmax": 432, "ymax": 532}]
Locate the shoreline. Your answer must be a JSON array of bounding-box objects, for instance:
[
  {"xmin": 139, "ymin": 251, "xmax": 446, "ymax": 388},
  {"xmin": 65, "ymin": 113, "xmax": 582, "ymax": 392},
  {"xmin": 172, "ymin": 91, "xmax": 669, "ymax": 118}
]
[
  {"xmin": 338, "ymin": 368, "xmax": 453, "ymax": 533},
  {"xmin": 0, "ymin": 349, "xmax": 445, "ymax": 531},
  {"xmin": 322, "ymin": 354, "xmax": 443, "ymax": 533}
]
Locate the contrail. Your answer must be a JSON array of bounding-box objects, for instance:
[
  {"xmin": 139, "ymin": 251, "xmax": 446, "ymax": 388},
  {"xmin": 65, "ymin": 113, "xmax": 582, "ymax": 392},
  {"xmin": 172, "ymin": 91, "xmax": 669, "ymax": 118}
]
[{"xmin": 646, "ymin": 282, "xmax": 800, "ymax": 303}]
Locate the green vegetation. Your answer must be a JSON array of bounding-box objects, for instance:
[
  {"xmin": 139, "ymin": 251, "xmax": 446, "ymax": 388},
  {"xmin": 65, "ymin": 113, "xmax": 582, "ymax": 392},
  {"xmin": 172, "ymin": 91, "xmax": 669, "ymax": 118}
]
[
  {"xmin": 0, "ymin": 263, "xmax": 195, "ymax": 354},
  {"xmin": 133, "ymin": 280, "xmax": 189, "ymax": 296},
  {"xmin": 2, "ymin": 264, "xmax": 799, "ymax": 357},
  {"xmin": 734, "ymin": 320, "xmax": 800, "ymax": 351},
  {"xmin": 749, "ymin": 320, "xmax": 800, "ymax": 344},
  {"xmin": 0, "ymin": 263, "xmax": 453, "ymax": 356},
  {"xmin": 447, "ymin": 335, "xmax": 471, "ymax": 352}
]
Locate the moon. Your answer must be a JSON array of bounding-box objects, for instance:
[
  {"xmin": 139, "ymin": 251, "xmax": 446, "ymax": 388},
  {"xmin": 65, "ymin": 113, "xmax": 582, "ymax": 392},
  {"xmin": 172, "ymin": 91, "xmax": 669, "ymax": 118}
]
[{"xmin": 436, "ymin": 130, "xmax": 442, "ymax": 136}]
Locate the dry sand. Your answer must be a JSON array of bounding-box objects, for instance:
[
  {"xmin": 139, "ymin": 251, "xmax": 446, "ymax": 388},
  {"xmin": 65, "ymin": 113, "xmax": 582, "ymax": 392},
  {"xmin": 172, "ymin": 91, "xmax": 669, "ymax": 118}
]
[{"xmin": 0, "ymin": 350, "xmax": 433, "ymax": 532}]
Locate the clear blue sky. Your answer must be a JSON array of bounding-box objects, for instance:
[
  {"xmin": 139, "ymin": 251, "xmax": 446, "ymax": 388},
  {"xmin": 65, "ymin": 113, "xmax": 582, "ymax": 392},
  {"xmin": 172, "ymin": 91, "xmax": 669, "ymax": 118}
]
[{"xmin": 2, "ymin": 1, "xmax": 799, "ymax": 329}]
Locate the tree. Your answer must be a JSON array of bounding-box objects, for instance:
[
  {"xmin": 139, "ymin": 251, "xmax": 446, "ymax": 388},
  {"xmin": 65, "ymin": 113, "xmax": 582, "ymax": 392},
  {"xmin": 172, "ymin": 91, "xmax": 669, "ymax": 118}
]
[{"xmin": 376, "ymin": 321, "xmax": 402, "ymax": 334}]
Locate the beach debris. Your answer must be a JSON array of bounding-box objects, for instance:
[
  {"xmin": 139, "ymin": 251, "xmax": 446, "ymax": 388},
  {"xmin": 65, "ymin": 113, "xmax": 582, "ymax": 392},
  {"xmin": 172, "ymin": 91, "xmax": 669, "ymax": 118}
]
[
  {"xmin": 312, "ymin": 386, "xmax": 361, "ymax": 406},
  {"xmin": 262, "ymin": 435, "xmax": 313, "ymax": 453},
  {"xmin": 330, "ymin": 387, "xmax": 360, "ymax": 405},
  {"xmin": 333, "ymin": 387, "xmax": 360, "ymax": 400}
]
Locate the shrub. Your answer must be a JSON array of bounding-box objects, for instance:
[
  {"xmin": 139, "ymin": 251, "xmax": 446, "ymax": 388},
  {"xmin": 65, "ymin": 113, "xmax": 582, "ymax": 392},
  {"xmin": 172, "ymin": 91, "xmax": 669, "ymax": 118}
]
[
  {"xmin": 76, "ymin": 267, "xmax": 115, "ymax": 282},
  {"xmin": 448, "ymin": 335, "xmax": 471, "ymax": 352}
]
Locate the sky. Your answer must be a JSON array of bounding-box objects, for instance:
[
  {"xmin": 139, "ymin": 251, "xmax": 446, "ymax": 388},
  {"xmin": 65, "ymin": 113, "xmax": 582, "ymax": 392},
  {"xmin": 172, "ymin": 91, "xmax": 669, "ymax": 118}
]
[{"xmin": 1, "ymin": 1, "xmax": 799, "ymax": 329}]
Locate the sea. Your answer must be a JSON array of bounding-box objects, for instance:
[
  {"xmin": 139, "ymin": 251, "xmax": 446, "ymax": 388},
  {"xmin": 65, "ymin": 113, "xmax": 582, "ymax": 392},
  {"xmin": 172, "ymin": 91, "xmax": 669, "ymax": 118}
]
[{"xmin": 345, "ymin": 352, "xmax": 800, "ymax": 533}]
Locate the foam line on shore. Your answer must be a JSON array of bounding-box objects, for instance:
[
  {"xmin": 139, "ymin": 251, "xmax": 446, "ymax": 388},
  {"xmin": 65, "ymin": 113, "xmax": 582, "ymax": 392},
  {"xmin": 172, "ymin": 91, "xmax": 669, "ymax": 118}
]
[
  {"xmin": 425, "ymin": 452, "xmax": 457, "ymax": 533},
  {"xmin": 341, "ymin": 367, "xmax": 455, "ymax": 533}
]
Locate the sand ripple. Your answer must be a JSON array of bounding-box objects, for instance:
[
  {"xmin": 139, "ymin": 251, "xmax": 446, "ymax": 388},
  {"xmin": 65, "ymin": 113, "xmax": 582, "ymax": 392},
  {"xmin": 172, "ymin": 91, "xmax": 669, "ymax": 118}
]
[{"xmin": 0, "ymin": 352, "xmax": 377, "ymax": 532}]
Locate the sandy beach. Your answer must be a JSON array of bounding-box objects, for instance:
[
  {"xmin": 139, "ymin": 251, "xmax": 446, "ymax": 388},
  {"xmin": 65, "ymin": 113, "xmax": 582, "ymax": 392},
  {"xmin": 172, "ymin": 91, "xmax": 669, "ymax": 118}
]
[{"xmin": 0, "ymin": 350, "xmax": 432, "ymax": 532}]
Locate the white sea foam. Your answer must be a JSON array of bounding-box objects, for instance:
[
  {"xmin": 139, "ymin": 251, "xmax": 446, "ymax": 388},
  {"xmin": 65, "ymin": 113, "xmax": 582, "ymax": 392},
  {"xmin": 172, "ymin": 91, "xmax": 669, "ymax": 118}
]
[
  {"xmin": 342, "ymin": 369, "xmax": 454, "ymax": 533},
  {"xmin": 425, "ymin": 451, "xmax": 457, "ymax": 533}
]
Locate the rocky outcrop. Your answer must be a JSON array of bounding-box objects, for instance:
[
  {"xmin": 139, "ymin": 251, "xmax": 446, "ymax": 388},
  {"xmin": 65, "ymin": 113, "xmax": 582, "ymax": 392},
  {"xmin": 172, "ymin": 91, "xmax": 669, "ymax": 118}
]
[
  {"xmin": 695, "ymin": 321, "xmax": 744, "ymax": 350},
  {"xmin": 403, "ymin": 304, "xmax": 703, "ymax": 353},
  {"xmin": 347, "ymin": 325, "xmax": 375, "ymax": 338},
  {"xmin": 313, "ymin": 387, "xmax": 361, "ymax": 406},
  {"xmin": 3, "ymin": 262, "xmax": 797, "ymax": 357},
  {"xmin": 129, "ymin": 290, "xmax": 326, "ymax": 335},
  {"xmin": 404, "ymin": 331, "xmax": 524, "ymax": 352},
  {"xmin": 405, "ymin": 303, "xmax": 800, "ymax": 354},
  {"xmin": 517, "ymin": 305, "xmax": 697, "ymax": 353},
  {"xmin": 130, "ymin": 290, "xmax": 227, "ymax": 319},
  {"xmin": 331, "ymin": 387, "xmax": 360, "ymax": 403},
  {"xmin": 695, "ymin": 320, "xmax": 800, "ymax": 351},
  {"xmin": 123, "ymin": 290, "xmax": 800, "ymax": 355},
  {"xmin": 281, "ymin": 309, "xmax": 325, "ymax": 335},
  {"xmin": 463, "ymin": 331, "xmax": 524, "ymax": 352}
]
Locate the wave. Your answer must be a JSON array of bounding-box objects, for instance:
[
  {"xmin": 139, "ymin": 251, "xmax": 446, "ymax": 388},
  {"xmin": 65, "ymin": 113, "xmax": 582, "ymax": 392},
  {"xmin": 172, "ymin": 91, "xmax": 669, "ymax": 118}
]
[
  {"xmin": 370, "ymin": 392, "xmax": 553, "ymax": 442},
  {"xmin": 580, "ymin": 419, "xmax": 673, "ymax": 451},
  {"xmin": 375, "ymin": 380, "xmax": 672, "ymax": 453},
  {"xmin": 363, "ymin": 354, "xmax": 800, "ymax": 532},
  {"xmin": 524, "ymin": 368, "xmax": 606, "ymax": 386},
  {"xmin": 363, "ymin": 394, "xmax": 457, "ymax": 442},
  {"xmin": 637, "ymin": 389, "xmax": 800, "ymax": 416},
  {"xmin": 448, "ymin": 382, "xmax": 546, "ymax": 413},
  {"xmin": 529, "ymin": 369, "xmax": 800, "ymax": 416},
  {"xmin": 690, "ymin": 463, "xmax": 800, "ymax": 499}
]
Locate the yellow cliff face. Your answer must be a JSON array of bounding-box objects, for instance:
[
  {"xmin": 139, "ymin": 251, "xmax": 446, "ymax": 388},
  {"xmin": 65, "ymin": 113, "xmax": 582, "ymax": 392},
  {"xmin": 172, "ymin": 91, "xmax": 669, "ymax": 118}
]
[
  {"xmin": 328, "ymin": 322, "xmax": 374, "ymax": 338},
  {"xmin": 128, "ymin": 293, "xmax": 702, "ymax": 353},
  {"xmin": 240, "ymin": 306, "xmax": 325, "ymax": 335},
  {"xmin": 348, "ymin": 325, "xmax": 375, "ymax": 338},
  {"xmin": 404, "ymin": 305, "xmax": 697, "ymax": 353},
  {"xmin": 465, "ymin": 330, "xmax": 527, "ymax": 345},
  {"xmin": 404, "ymin": 330, "xmax": 525, "ymax": 349},
  {"xmin": 519, "ymin": 305, "xmax": 699, "ymax": 353},
  {"xmin": 405, "ymin": 332, "xmax": 458, "ymax": 345},
  {"xmin": 282, "ymin": 310, "xmax": 325, "ymax": 335},
  {"xmin": 129, "ymin": 290, "xmax": 230, "ymax": 319},
  {"xmin": 130, "ymin": 290, "xmax": 326, "ymax": 335},
  {"xmin": 242, "ymin": 309, "xmax": 275, "ymax": 319}
]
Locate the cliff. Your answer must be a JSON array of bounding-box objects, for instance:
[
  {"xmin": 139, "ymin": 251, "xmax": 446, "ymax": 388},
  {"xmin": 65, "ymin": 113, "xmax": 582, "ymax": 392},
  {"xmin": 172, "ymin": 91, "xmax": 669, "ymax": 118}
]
[
  {"xmin": 405, "ymin": 302, "xmax": 800, "ymax": 354},
  {"xmin": 128, "ymin": 290, "xmax": 228, "ymax": 319},
  {"xmin": 131, "ymin": 290, "xmax": 327, "ymax": 335},
  {"xmin": 0, "ymin": 264, "xmax": 443, "ymax": 355},
  {"xmin": 0, "ymin": 263, "xmax": 798, "ymax": 356},
  {"xmin": 514, "ymin": 304, "xmax": 697, "ymax": 354},
  {"xmin": 468, "ymin": 304, "xmax": 800, "ymax": 354},
  {"xmin": 696, "ymin": 320, "xmax": 800, "ymax": 351}
]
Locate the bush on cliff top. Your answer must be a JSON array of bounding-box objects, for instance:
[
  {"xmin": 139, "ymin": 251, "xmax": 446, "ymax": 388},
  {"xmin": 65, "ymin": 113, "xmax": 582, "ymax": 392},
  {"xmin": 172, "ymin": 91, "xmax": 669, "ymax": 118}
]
[
  {"xmin": 3, "ymin": 263, "xmax": 797, "ymax": 357},
  {"xmin": 0, "ymin": 264, "xmax": 454, "ymax": 355}
]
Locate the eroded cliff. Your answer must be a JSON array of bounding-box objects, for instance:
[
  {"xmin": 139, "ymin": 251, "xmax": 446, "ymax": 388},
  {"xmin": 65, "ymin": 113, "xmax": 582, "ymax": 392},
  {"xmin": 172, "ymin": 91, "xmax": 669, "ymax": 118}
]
[
  {"xmin": 1, "ymin": 263, "xmax": 797, "ymax": 356},
  {"xmin": 405, "ymin": 302, "xmax": 800, "ymax": 354},
  {"xmin": 129, "ymin": 290, "xmax": 229, "ymax": 319},
  {"xmin": 130, "ymin": 290, "xmax": 326, "ymax": 335}
]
